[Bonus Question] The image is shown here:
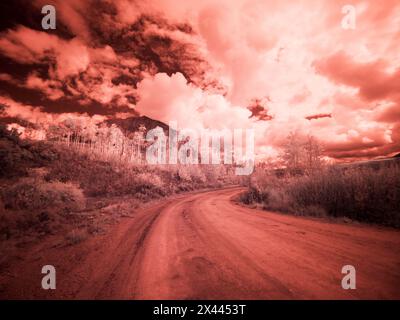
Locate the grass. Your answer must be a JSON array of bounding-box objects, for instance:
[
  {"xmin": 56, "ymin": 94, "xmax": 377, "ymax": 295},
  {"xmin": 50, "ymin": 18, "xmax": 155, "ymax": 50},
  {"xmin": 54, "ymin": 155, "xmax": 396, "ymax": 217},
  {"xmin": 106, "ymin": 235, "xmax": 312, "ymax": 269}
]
[
  {"xmin": 46, "ymin": 145, "xmax": 236, "ymax": 197},
  {"xmin": 64, "ymin": 228, "xmax": 89, "ymax": 246},
  {"xmin": 240, "ymin": 162, "xmax": 400, "ymax": 228},
  {"xmin": 2, "ymin": 177, "xmax": 85, "ymax": 213},
  {"xmin": 0, "ymin": 127, "xmax": 240, "ymax": 243}
]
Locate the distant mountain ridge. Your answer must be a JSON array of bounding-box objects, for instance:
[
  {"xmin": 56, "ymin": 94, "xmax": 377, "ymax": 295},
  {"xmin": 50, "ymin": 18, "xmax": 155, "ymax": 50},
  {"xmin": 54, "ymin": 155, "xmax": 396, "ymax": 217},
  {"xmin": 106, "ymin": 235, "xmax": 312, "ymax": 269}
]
[{"xmin": 105, "ymin": 116, "xmax": 169, "ymax": 135}]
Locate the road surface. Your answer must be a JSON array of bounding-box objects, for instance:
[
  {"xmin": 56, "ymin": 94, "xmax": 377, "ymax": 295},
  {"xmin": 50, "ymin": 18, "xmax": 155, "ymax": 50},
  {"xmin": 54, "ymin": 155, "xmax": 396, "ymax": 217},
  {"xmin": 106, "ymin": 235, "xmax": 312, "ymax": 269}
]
[{"xmin": 1, "ymin": 187, "xmax": 400, "ymax": 299}]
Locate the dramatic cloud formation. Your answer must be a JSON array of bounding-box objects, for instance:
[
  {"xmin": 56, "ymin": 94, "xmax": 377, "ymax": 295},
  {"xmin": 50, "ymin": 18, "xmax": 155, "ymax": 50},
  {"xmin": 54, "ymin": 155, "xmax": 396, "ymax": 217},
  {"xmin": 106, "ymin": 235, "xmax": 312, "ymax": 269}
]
[{"xmin": 0, "ymin": 0, "xmax": 399, "ymax": 161}]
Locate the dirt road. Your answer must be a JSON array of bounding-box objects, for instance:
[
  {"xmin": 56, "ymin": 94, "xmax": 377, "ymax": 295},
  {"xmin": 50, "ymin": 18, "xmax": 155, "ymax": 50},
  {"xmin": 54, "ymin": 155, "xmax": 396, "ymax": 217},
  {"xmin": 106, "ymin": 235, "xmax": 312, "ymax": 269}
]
[{"xmin": 1, "ymin": 187, "xmax": 400, "ymax": 299}]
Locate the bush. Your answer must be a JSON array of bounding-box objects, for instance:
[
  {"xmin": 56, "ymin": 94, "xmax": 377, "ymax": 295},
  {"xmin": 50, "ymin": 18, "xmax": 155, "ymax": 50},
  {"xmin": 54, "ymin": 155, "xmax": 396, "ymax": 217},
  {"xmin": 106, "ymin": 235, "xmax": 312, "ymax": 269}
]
[
  {"xmin": 0, "ymin": 125, "xmax": 58, "ymax": 179},
  {"xmin": 136, "ymin": 172, "xmax": 165, "ymax": 189},
  {"xmin": 46, "ymin": 145, "xmax": 237, "ymax": 199},
  {"xmin": 241, "ymin": 163, "xmax": 400, "ymax": 227},
  {"xmin": 133, "ymin": 172, "xmax": 168, "ymax": 199},
  {"xmin": 1, "ymin": 177, "xmax": 85, "ymax": 214}
]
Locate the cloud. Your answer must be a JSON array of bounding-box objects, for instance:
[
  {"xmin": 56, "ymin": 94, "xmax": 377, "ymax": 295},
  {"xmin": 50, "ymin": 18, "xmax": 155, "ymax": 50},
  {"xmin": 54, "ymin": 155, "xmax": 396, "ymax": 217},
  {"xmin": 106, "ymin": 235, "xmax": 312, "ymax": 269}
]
[
  {"xmin": 375, "ymin": 103, "xmax": 400, "ymax": 123},
  {"xmin": 135, "ymin": 72, "xmax": 253, "ymax": 130},
  {"xmin": 0, "ymin": 73, "xmax": 15, "ymax": 82},
  {"xmin": 25, "ymin": 74, "xmax": 64, "ymax": 100},
  {"xmin": 34, "ymin": 0, "xmax": 93, "ymax": 40},
  {"xmin": 0, "ymin": 96, "xmax": 47, "ymax": 123},
  {"xmin": 313, "ymin": 51, "xmax": 400, "ymax": 103},
  {"xmin": 247, "ymin": 98, "xmax": 273, "ymax": 121},
  {"xmin": 305, "ymin": 113, "xmax": 332, "ymax": 121},
  {"xmin": 0, "ymin": 95, "xmax": 107, "ymax": 129},
  {"xmin": 0, "ymin": 26, "xmax": 90, "ymax": 79},
  {"xmin": 1, "ymin": 0, "xmax": 400, "ymax": 161}
]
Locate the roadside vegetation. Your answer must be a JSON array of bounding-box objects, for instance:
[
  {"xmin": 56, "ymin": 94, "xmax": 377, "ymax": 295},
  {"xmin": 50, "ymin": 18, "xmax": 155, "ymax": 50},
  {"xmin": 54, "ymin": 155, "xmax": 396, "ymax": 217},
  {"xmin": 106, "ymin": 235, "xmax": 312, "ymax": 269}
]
[
  {"xmin": 2, "ymin": 118, "xmax": 398, "ymax": 251},
  {"xmin": 240, "ymin": 132, "xmax": 400, "ymax": 228},
  {"xmin": 0, "ymin": 123, "xmax": 239, "ymax": 245}
]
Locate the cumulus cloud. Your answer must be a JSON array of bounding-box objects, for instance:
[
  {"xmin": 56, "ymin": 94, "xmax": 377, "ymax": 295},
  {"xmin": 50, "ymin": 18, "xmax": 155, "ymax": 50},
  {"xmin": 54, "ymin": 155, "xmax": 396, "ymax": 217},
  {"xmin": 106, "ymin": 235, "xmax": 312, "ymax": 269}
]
[{"xmin": 135, "ymin": 72, "xmax": 253, "ymax": 130}]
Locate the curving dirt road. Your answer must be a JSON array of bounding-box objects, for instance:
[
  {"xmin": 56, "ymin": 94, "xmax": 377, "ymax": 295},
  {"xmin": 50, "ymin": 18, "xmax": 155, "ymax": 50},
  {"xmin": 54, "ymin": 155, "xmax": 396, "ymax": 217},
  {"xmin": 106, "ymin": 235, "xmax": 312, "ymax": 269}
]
[{"xmin": 1, "ymin": 187, "xmax": 400, "ymax": 299}]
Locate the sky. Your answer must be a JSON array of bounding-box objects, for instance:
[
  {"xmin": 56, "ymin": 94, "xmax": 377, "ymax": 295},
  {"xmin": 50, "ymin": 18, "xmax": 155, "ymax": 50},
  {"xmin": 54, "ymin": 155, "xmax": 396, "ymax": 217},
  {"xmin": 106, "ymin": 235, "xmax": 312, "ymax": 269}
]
[{"xmin": 0, "ymin": 0, "xmax": 399, "ymax": 161}]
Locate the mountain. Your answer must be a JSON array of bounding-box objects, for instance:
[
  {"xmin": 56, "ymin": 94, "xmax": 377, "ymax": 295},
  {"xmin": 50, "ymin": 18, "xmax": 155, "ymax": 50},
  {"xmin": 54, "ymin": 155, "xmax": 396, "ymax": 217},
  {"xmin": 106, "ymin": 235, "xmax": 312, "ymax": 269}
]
[{"xmin": 104, "ymin": 116, "xmax": 169, "ymax": 135}]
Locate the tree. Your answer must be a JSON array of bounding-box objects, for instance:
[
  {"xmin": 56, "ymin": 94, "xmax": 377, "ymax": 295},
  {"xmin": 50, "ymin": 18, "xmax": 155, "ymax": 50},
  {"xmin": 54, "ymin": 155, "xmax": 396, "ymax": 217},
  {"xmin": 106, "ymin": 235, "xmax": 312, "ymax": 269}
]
[
  {"xmin": 281, "ymin": 132, "xmax": 323, "ymax": 174},
  {"xmin": 282, "ymin": 132, "xmax": 303, "ymax": 173},
  {"xmin": 303, "ymin": 135, "xmax": 322, "ymax": 171},
  {"xmin": 134, "ymin": 124, "xmax": 147, "ymax": 160}
]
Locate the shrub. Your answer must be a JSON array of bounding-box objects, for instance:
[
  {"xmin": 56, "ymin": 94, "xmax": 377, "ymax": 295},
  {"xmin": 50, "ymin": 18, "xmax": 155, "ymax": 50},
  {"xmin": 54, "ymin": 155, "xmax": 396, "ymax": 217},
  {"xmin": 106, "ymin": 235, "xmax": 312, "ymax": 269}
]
[
  {"xmin": 241, "ymin": 163, "xmax": 400, "ymax": 227},
  {"xmin": 46, "ymin": 145, "xmax": 237, "ymax": 199},
  {"xmin": 134, "ymin": 172, "xmax": 168, "ymax": 199},
  {"xmin": 1, "ymin": 177, "xmax": 85, "ymax": 214},
  {"xmin": 136, "ymin": 172, "xmax": 164, "ymax": 189},
  {"xmin": 0, "ymin": 125, "xmax": 58, "ymax": 179}
]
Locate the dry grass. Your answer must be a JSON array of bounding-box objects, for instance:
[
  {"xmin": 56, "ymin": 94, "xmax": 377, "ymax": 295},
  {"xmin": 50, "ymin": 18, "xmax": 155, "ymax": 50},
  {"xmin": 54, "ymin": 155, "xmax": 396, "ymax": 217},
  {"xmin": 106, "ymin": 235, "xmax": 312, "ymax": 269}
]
[
  {"xmin": 64, "ymin": 228, "xmax": 89, "ymax": 245},
  {"xmin": 1, "ymin": 177, "xmax": 85, "ymax": 213},
  {"xmin": 0, "ymin": 177, "xmax": 86, "ymax": 240},
  {"xmin": 0, "ymin": 134, "xmax": 239, "ymax": 242},
  {"xmin": 47, "ymin": 144, "xmax": 238, "ymax": 198},
  {"xmin": 241, "ymin": 162, "xmax": 400, "ymax": 227},
  {"xmin": 0, "ymin": 123, "xmax": 242, "ymax": 245}
]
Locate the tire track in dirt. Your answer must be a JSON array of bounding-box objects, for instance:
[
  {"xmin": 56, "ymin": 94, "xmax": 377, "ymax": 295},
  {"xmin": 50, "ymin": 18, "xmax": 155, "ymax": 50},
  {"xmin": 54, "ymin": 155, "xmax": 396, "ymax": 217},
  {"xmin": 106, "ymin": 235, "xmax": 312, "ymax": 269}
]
[{"xmin": 133, "ymin": 188, "xmax": 400, "ymax": 299}]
